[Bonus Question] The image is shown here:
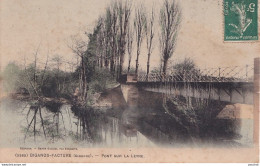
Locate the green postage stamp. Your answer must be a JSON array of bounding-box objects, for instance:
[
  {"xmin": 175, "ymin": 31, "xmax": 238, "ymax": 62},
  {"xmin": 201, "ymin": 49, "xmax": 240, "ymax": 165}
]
[{"xmin": 224, "ymin": 0, "xmax": 258, "ymax": 41}]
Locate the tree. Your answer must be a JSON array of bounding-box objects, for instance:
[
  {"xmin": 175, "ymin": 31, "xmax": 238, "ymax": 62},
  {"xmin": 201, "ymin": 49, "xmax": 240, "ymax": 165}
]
[
  {"xmin": 174, "ymin": 58, "xmax": 197, "ymax": 73},
  {"xmin": 51, "ymin": 55, "xmax": 63, "ymax": 92},
  {"xmin": 109, "ymin": 2, "xmax": 118, "ymax": 75},
  {"xmin": 159, "ymin": 0, "xmax": 182, "ymax": 76},
  {"xmin": 145, "ymin": 8, "xmax": 155, "ymax": 78},
  {"xmin": 173, "ymin": 58, "xmax": 199, "ymax": 81},
  {"xmin": 21, "ymin": 44, "xmax": 47, "ymax": 98},
  {"xmin": 104, "ymin": 7, "xmax": 113, "ymax": 69},
  {"xmin": 68, "ymin": 35, "xmax": 89, "ymax": 101},
  {"xmin": 127, "ymin": 24, "xmax": 134, "ymax": 72},
  {"xmin": 134, "ymin": 5, "xmax": 146, "ymax": 75},
  {"xmin": 117, "ymin": 0, "xmax": 131, "ymax": 76},
  {"xmin": 96, "ymin": 17, "xmax": 105, "ymax": 68}
]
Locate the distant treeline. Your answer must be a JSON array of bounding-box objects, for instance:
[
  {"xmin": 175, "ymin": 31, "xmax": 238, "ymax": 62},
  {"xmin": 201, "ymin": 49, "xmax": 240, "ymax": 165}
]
[{"xmin": 1, "ymin": 61, "xmax": 115, "ymax": 100}]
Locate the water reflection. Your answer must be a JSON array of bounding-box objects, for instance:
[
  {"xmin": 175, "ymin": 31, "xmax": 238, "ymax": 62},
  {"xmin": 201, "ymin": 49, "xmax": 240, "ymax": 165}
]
[
  {"xmin": 13, "ymin": 101, "xmax": 155, "ymax": 147},
  {"xmin": 0, "ymin": 87, "xmax": 254, "ymax": 148},
  {"xmin": 22, "ymin": 102, "xmax": 67, "ymax": 143}
]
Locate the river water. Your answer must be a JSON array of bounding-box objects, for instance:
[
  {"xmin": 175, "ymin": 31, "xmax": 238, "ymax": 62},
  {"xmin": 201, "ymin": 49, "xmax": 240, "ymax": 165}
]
[{"xmin": 0, "ymin": 87, "xmax": 254, "ymax": 148}]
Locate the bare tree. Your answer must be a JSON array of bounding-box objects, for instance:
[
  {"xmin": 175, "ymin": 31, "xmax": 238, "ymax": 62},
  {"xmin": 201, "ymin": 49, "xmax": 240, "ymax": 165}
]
[
  {"xmin": 96, "ymin": 17, "xmax": 105, "ymax": 68},
  {"xmin": 67, "ymin": 35, "xmax": 88, "ymax": 101},
  {"xmin": 52, "ymin": 55, "xmax": 63, "ymax": 91},
  {"xmin": 127, "ymin": 24, "xmax": 134, "ymax": 72},
  {"xmin": 33, "ymin": 42, "xmax": 41, "ymax": 89},
  {"xmin": 117, "ymin": 0, "xmax": 131, "ymax": 76},
  {"xmin": 134, "ymin": 5, "xmax": 146, "ymax": 75},
  {"xmin": 20, "ymin": 43, "xmax": 50, "ymax": 98},
  {"xmin": 159, "ymin": 0, "xmax": 182, "ymax": 76},
  {"xmin": 145, "ymin": 8, "xmax": 155, "ymax": 78},
  {"xmin": 39, "ymin": 50, "xmax": 49, "ymax": 89},
  {"xmin": 22, "ymin": 55, "xmax": 39, "ymax": 98},
  {"xmin": 104, "ymin": 7, "xmax": 113, "ymax": 69},
  {"xmin": 110, "ymin": 2, "xmax": 118, "ymax": 74}
]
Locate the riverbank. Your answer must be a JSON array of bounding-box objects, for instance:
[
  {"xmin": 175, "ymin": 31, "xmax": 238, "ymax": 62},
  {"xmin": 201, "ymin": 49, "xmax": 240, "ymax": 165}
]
[
  {"xmin": 9, "ymin": 93, "xmax": 71, "ymax": 104},
  {"xmin": 6, "ymin": 82, "xmax": 121, "ymax": 110}
]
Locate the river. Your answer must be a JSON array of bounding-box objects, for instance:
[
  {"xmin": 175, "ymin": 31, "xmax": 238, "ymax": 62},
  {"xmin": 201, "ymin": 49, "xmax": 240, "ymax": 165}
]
[{"xmin": 0, "ymin": 86, "xmax": 254, "ymax": 148}]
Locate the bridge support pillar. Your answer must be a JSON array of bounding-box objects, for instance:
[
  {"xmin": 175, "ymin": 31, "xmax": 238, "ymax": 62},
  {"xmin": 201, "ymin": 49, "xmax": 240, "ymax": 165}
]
[
  {"xmin": 120, "ymin": 84, "xmax": 139, "ymax": 107},
  {"xmin": 253, "ymin": 57, "xmax": 260, "ymax": 146},
  {"xmin": 217, "ymin": 104, "xmax": 254, "ymax": 145}
]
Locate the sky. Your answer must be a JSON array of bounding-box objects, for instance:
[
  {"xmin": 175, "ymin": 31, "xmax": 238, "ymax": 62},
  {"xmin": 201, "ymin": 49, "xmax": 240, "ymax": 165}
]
[{"xmin": 0, "ymin": 0, "xmax": 259, "ymax": 72}]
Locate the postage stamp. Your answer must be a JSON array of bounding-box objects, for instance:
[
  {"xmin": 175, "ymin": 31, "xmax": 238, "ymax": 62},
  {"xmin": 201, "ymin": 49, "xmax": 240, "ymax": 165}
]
[{"xmin": 224, "ymin": 0, "xmax": 258, "ymax": 41}]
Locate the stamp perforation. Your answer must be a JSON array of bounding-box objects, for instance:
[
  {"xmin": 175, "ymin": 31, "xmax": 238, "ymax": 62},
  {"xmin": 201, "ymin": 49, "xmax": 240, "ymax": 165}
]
[{"xmin": 223, "ymin": 0, "xmax": 259, "ymax": 42}]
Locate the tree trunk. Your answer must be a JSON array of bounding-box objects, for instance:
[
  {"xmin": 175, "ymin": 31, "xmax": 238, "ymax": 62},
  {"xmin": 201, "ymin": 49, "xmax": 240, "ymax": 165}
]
[
  {"xmin": 116, "ymin": 55, "xmax": 120, "ymax": 79},
  {"xmin": 119, "ymin": 53, "xmax": 123, "ymax": 76},
  {"xmin": 83, "ymin": 65, "xmax": 87, "ymax": 101},
  {"xmin": 135, "ymin": 48, "xmax": 140, "ymax": 75},
  {"xmin": 79, "ymin": 57, "xmax": 83, "ymax": 99},
  {"xmin": 119, "ymin": 48, "xmax": 125, "ymax": 76},
  {"xmin": 135, "ymin": 59, "xmax": 139, "ymax": 75},
  {"xmin": 100, "ymin": 55, "xmax": 103, "ymax": 68},
  {"xmin": 105, "ymin": 59, "xmax": 108, "ymax": 68},
  {"xmin": 128, "ymin": 59, "xmax": 131, "ymax": 73},
  {"xmin": 146, "ymin": 53, "xmax": 151, "ymax": 80},
  {"xmin": 110, "ymin": 56, "xmax": 114, "ymax": 74},
  {"xmin": 162, "ymin": 58, "xmax": 168, "ymax": 76},
  {"xmin": 96, "ymin": 58, "xmax": 100, "ymax": 68}
]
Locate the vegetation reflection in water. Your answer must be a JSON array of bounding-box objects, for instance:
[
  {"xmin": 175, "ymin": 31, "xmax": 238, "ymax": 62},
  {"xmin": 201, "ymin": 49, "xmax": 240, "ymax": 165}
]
[
  {"xmin": 18, "ymin": 90, "xmax": 243, "ymax": 148},
  {"xmin": 20, "ymin": 100, "xmax": 157, "ymax": 147}
]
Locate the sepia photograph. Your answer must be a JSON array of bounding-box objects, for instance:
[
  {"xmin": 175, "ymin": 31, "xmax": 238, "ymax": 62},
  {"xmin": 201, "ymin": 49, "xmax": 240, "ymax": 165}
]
[{"xmin": 0, "ymin": 0, "xmax": 259, "ymax": 163}]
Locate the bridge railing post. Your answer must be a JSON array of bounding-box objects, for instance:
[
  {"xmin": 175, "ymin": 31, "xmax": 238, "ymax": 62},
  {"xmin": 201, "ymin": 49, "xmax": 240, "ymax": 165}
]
[{"xmin": 254, "ymin": 57, "xmax": 260, "ymax": 146}]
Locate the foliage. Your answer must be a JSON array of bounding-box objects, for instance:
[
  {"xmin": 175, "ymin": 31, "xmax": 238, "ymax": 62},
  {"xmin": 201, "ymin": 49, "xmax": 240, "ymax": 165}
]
[
  {"xmin": 2, "ymin": 62, "xmax": 21, "ymax": 93},
  {"xmin": 89, "ymin": 67, "xmax": 116, "ymax": 93},
  {"xmin": 173, "ymin": 58, "xmax": 198, "ymax": 73},
  {"xmin": 40, "ymin": 70, "xmax": 77, "ymax": 98},
  {"xmin": 150, "ymin": 67, "xmax": 161, "ymax": 74},
  {"xmin": 171, "ymin": 58, "xmax": 200, "ymax": 81},
  {"xmin": 2, "ymin": 62, "xmax": 78, "ymax": 99}
]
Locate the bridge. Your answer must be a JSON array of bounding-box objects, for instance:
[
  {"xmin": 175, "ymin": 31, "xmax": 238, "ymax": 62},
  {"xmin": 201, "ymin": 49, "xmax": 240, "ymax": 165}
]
[
  {"xmin": 120, "ymin": 64, "xmax": 255, "ymax": 105},
  {"xmin": 119, "ymin": 58, "xmax": 259, "ymax": 145}
]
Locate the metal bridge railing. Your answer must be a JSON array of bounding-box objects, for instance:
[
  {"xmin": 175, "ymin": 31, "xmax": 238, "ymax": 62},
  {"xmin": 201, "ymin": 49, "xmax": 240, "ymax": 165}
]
[{"xmin": 137, "ymin": 65, "xmax": 254, "ymax": 83}]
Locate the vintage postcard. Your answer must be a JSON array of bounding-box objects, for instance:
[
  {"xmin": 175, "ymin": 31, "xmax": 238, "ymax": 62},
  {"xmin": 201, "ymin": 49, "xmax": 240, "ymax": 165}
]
[{"xmin": 0, "ymin": 0, "xmax": 259, "ymax": 163}]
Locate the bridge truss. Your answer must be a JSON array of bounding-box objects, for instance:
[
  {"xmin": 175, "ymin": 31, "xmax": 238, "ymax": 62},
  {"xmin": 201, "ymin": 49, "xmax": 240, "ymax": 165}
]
[{"xmin": 137, "ymin": 65, "xmax": 254, "ymax": 83}]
